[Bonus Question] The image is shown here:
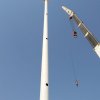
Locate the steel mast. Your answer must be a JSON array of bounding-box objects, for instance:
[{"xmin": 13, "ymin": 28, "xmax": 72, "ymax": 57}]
[
  {"xmin": 62, "ymin": 6, "xmax": 100, "ymax": 58},
  {"xmin": 40, "ymin": 0, "xmax": 49, "ymax": 100}
]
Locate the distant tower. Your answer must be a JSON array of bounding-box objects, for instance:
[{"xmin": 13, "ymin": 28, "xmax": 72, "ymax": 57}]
[{"xmin": 40, "ymin": 0, "xmax": 49, "ymax": 100}]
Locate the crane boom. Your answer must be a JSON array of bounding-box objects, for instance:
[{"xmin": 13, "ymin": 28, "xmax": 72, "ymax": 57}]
[{"xmin": 62, "ymin": 6, "xmax": 100, "ymax": 58}]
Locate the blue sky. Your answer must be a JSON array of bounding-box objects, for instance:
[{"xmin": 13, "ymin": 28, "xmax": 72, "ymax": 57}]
[{"xmin": 0, "ymin": 0, "xmax": 100, "ymax": 100}]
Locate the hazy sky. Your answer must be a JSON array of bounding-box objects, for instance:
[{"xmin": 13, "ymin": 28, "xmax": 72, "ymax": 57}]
[{"xmin": 0, "ymin": 0, "xmax": 100, "ymax": 100}]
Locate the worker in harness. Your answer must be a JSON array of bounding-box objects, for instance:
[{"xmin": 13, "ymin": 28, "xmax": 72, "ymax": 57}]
[
  {"xmin": 75, "ymin": 80, "xmax": 79, "ymax": 87},
  {"xmin": 73, "ymin": 31, "xmax": 77, "ymax": 38}
]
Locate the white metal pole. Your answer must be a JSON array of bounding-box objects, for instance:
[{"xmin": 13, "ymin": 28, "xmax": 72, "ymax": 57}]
[{"xmin": 40, "ymin": 0, "xmax": 49, "ymax": 100}]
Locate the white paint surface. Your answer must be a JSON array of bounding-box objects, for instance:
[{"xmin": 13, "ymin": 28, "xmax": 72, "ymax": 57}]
[{"xmin": 40, "ymin": 0, "xmax": 49, "ymax": 100}]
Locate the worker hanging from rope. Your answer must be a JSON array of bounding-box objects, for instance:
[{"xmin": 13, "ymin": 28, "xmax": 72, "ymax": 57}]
[
  {"xmin": 73, "ymin": 66, "xmax": 79, "ymax": 87},
  {"xmin": 75, "ymin": 80, "xmax": 79, "ymax": 87},
  {"xmin": 73, "ymin": 65, "xmax": 80, "ymax": 87},
  {"xmin": 69, "ymin": 16, "xmax": 78, "ymax": 38}
]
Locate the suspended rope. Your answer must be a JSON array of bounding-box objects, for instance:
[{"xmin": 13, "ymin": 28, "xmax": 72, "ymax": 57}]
[
  {"xmin": 68, "ymin": 18, "xmax": 80, "ymax": 87},
  {"xmin": 70, "ymin": 49, "xmax": 80, "ymax": 87},
  {"xmin": 69, "ymin": 16, "xmax": 78, "ymax": 38}
]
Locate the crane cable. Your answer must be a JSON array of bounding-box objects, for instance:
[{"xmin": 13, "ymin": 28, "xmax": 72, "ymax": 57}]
[
  {"xmin": 68, "ymin": 17, "xmax": 80, "ymax": 87},
  {"xmin": 70, "ymin": 40, "xmax": 79, "ymax": 87},
  {"xmin": 69, "ymin": 17, "xmax": 78, "ymax": 38}
]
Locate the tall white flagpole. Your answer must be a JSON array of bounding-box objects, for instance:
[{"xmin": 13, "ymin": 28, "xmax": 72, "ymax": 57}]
[{"xmin": 40, "ymin": 0, "xmax": 49, "ymax": 100}]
